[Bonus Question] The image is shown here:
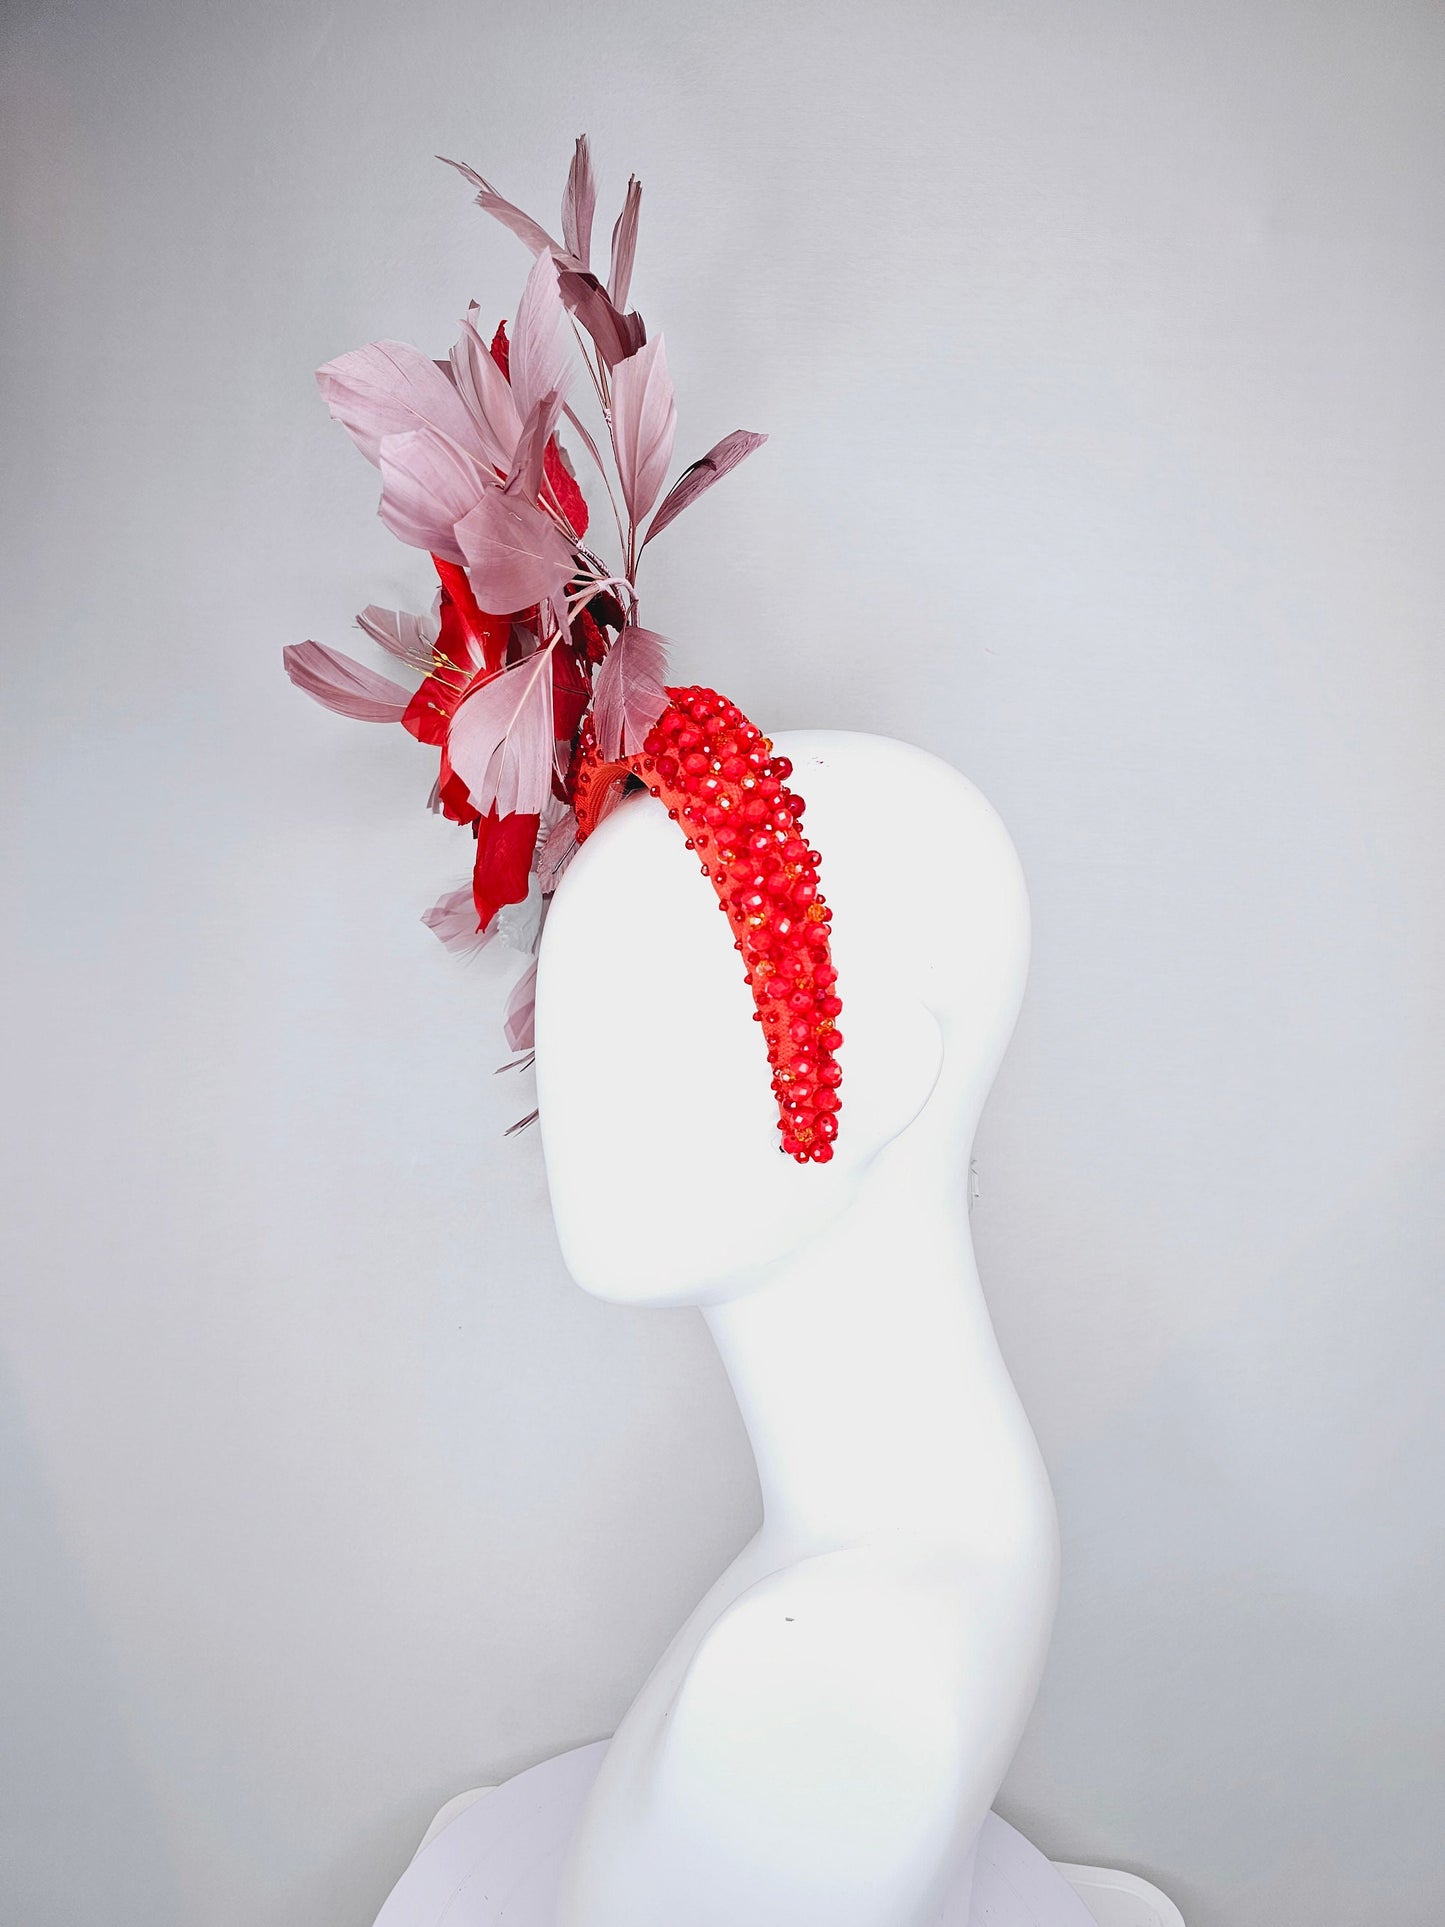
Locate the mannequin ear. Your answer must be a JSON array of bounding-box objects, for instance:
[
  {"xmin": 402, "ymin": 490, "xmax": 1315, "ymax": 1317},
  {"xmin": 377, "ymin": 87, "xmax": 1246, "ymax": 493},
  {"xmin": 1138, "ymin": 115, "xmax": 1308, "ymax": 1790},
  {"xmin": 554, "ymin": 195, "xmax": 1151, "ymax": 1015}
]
[{"xmin": 834, "ymin": 974, "xmax": 944, "ymax": 1157}]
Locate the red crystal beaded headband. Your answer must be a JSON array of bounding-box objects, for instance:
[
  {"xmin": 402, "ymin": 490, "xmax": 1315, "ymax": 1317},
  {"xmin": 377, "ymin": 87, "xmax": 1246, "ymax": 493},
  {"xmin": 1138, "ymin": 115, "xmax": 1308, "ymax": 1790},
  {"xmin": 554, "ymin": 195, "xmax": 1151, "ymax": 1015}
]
[
  {"xmin": 283, "ymin": 138, "xmax": 841, "ymax": 1157},
  {"xmin": 575, "ymin": 688, "xmax": 843, "ymax": 1162}
]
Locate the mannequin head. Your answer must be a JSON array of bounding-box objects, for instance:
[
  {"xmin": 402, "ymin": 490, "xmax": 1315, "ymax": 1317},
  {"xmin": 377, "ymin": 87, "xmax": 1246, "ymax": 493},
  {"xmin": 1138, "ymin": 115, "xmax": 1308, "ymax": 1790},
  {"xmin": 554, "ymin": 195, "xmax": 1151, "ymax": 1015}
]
[{"xmin": 535, "ymin": 732, "xmax": 1029, "ymax": 1306}]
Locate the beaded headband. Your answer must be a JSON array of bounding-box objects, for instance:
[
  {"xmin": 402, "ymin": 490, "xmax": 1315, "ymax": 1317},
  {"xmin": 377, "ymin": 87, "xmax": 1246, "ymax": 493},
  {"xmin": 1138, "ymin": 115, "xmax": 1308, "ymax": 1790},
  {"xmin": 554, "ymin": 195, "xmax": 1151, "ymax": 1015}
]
[{"xmin": 283, "ymin": 138, "xmax": 842, "ymax": 1160}]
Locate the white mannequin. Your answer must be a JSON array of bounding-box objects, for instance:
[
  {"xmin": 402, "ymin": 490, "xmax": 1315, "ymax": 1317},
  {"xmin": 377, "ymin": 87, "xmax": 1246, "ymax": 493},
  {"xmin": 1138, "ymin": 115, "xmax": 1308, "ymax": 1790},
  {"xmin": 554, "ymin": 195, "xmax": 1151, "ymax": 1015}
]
[{"xmin": 535, "ymin": 732, "xmax": 1060, "ymax": 1927}]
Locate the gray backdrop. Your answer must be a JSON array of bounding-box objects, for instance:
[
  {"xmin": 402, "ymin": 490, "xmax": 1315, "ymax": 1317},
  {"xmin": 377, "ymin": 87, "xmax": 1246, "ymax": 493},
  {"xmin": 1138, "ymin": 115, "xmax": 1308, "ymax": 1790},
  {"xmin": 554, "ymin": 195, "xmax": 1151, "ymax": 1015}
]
[{"xmin": 3, "ymin": 2, "xmax": 1442, "ymax": 1923}]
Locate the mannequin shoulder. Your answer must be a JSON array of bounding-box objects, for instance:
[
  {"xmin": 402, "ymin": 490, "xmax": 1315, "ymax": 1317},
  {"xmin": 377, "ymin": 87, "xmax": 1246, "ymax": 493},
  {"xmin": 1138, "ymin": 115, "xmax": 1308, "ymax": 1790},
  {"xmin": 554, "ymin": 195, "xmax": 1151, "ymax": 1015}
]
[{"xmin": 661, "ymin": 1538, "xmax": 1028, "ymax": 1780}]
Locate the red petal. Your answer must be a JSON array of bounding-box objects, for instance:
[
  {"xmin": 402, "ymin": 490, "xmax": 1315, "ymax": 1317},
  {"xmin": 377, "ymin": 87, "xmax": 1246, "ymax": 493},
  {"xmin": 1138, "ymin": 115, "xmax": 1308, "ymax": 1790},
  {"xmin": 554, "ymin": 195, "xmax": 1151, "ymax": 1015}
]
[
  {"xmin": 472, "ymin": 809, "xmax": 540, "ymax": 930},
  {"xmin": 432, "ymin": 554, "xmax": 509, "ymax": 672},
  {"xmin": 402, "ymin": 677, "xmax": 452, "ymax": 746},
  {"xmin": 489, "ymin": 319, "xmax": 510, "ymax": 379}
]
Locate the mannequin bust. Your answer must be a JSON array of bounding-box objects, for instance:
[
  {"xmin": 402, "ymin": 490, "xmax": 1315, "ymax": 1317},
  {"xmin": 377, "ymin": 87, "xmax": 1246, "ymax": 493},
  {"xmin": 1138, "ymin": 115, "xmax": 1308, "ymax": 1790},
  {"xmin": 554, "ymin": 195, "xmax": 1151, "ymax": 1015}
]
[{"xmin": 535, "ymin": 731, "xmax": 1059, "ymax": 1927}]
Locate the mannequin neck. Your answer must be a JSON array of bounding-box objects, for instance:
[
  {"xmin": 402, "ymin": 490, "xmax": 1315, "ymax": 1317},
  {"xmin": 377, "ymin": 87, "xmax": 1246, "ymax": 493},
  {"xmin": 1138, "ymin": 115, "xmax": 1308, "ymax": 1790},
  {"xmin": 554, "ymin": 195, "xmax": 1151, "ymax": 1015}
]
[{"xmin": 702, "ymin": 1136, "xmax": 1038, "ymax": 1552}]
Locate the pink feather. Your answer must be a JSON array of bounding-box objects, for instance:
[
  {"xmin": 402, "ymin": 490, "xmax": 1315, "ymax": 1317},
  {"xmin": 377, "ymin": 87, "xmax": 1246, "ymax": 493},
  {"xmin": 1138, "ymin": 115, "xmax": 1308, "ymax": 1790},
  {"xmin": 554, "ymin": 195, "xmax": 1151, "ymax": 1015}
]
[
  {"xmin": 376, "ymin": 429, "xmax": 490, "ymax": 561},
  {"xmin": 607, "ymin": 175, "xmax": 641, "ymax": 310},
  {"xmin": 610, "ymin": 335, "xmax": 676, "ymax": 525},
  {"xmin": 422, "ymin": 884, "xmax": 495, "ymax": 957},
  {"xmin": 510, "ymin": 249, "xmax": 572, "ymax": 426},
  {"xmin": 556, "ymin": 270, "xmax": 646, "ymax": 369},
  {"xmin": 455, "ymin": 483, "xmax": 575, "ymax": 613},
  {"xmin": 316, "ymin": 340, "xmax": 478, "ymax": 469},
  {"xmin": 283, "ymin": 642, "xmax": 413, "ymax": 722},
  {"xmin": 503, "ymin": 960, "xmax": 538, "ymax": 1052},
  {"xmin": 437, "ymin": 157, "xmax": 567, "ymax": 261},
  {"xmin": 356, "ymin": 605, "xmax": 438, "ymax": 671},
  {"xmin": 446, "ymin": 646, "xmax": 557, "ymax": 816},
  {"xmin": 560, "ymin": 135, "xmax": 596, "ymax": 269},
  {"xmin": 535, "ymin": 806, "xmax": 580, "ymax": 894},
  {"xmin": 507, "ymin": 389, "xmax": 566, "ymax": 502},
  {"xmin": 643, "ymin": 429, "xmax": 768, "ymax": 546},
  {"xmin": 592, "ymin": 625, "xmax": 671, "ymax": 760},
  {"xmin": 449, "ymin": 310, "xmax": 523, "ymax": 474}
]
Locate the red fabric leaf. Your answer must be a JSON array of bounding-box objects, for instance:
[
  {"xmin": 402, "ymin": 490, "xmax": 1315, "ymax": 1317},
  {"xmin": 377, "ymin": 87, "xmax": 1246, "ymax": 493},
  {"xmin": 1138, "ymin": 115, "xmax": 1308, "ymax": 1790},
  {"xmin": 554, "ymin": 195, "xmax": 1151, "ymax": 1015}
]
[
  {"xmin": 574, "ymin": 604, "xmax": 608, "ymax": 664},
  {"xmin": 543, "ymin": 438, "xmax": 589, "ymax": 535},
  {"xmin": 472, "ymin": 809, "xmax": 540, "ymax": 931}
]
